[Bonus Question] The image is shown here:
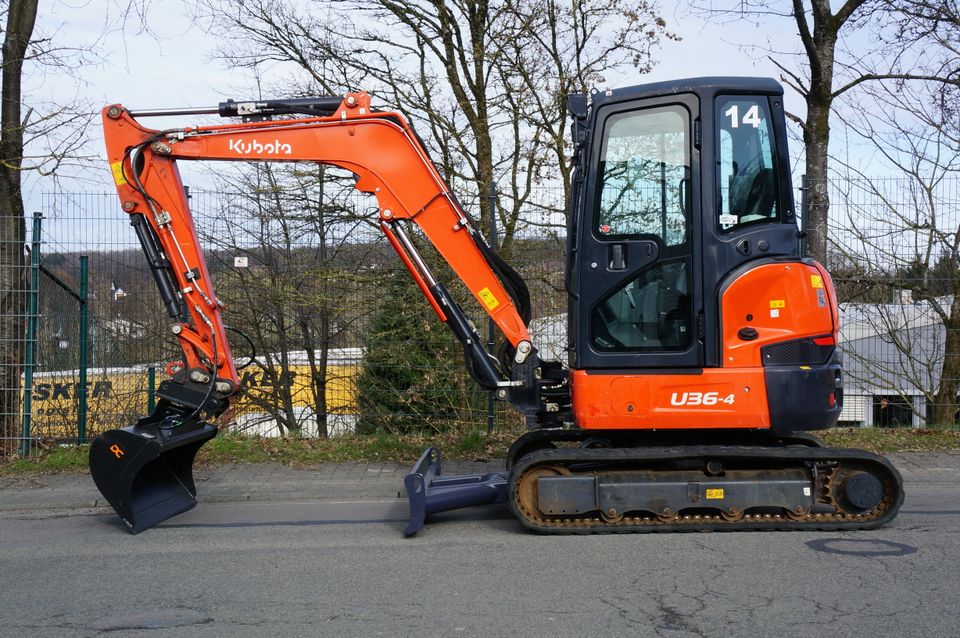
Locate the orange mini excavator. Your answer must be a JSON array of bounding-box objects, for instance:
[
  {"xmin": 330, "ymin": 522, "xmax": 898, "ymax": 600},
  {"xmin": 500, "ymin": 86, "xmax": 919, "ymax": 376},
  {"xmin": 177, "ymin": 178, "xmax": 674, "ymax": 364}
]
[{"xmin": 89, "ymin": 77, "xmax": 903, "ymax": 534}]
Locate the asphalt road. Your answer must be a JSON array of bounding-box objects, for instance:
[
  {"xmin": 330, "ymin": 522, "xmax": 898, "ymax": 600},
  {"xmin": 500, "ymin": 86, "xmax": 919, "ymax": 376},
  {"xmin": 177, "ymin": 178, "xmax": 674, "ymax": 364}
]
[{"xmin": 1, "ymin": 453, "xmax": 958, "ymax": 637}]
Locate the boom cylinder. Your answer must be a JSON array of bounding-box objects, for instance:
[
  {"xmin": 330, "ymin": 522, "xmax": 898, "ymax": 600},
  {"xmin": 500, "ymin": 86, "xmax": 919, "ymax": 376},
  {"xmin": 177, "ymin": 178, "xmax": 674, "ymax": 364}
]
[
  {"xmin": 388, "ymin": 222, "xmax": 503, "ymax": 389},
  {"xmin": 130, "ymin": 214, "xmax": 185, "ymax": 320}
]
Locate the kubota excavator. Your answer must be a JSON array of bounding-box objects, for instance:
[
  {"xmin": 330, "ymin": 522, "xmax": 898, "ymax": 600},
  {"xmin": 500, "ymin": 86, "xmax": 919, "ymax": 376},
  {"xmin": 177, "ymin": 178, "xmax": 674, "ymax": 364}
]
[{"xmin": 89, "ymin": 77, "xmax": 903, "ymax": 535}]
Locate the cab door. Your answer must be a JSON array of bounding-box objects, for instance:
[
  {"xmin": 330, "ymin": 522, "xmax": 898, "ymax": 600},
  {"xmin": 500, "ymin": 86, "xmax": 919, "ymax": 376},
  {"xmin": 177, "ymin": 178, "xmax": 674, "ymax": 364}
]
[
  {"xmin": 573, "ymin": 93, "xmax": 703, "ymax": 370},
  {"xmin": 700, "ymin": 93, "xmax": 801, "ymax": 366}
]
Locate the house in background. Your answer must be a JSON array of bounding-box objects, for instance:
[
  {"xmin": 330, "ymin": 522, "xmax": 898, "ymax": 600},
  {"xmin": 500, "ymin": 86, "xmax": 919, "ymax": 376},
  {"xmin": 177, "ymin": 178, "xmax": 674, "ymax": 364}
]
[{"xmin": 838, "ymin": 296, "xmax": 952, "ymax": 428}]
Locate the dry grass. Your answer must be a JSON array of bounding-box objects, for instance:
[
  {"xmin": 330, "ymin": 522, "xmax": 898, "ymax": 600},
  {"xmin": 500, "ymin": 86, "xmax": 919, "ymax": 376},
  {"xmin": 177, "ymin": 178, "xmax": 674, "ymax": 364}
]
[{"xmin": 2, "ymin": 426, "xmax": 957, "ymax": 476}]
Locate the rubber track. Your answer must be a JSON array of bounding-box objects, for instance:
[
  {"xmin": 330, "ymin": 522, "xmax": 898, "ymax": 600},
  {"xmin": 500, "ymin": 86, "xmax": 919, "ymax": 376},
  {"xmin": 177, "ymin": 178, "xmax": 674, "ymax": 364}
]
[{"xmin": 508, "ymin": 445, "xmax": 904, "ymax": 534}]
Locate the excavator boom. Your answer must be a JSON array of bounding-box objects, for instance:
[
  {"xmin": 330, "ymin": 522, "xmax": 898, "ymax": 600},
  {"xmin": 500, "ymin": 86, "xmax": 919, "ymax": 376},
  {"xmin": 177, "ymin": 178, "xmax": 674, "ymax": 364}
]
[{"xmin": 104, "ymin": 93, "xmax": 533, "ymax": 377}]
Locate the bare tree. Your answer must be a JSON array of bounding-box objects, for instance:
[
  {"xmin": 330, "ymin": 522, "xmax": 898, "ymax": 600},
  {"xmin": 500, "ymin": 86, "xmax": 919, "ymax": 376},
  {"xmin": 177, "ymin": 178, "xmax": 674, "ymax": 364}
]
[
  {"xmin": 1, "ymin": 1, "xmax": 156, "ymax": 451},
  {"xmin": 687, "ymin": 1, "xmax": 960, "ymax": 265},
  {"xmin": 200, "ymin": 163, "xmax": 380, "ymax": 437},
  {"xmin": 0, "ymin": 0, "xmax": 38, "ymax": 449},
  {"xmin": 497, "ymin": 0, "xmax": 675, "ymax": 211},
  {"xmin": 831, "ymin": 79, "xmax": 960, "ymax": 425},
  {"xmin": 189, "ymin": 0, "xmax": 671, "ymax": 258}
]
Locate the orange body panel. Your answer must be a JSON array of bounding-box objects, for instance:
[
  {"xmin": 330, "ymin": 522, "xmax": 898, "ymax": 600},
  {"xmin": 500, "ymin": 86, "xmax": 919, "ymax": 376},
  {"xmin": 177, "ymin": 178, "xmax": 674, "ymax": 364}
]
[
  {"xmin": 720, "ymin": 261, "xmax": 837, "ymax": 368},
  {"xmin": 571, "ymin": 368, "xmax": 770, "ymax": 429},
  {"xmin": 571, "ymin": 259, "xmax": 839, "ymax": 430}
]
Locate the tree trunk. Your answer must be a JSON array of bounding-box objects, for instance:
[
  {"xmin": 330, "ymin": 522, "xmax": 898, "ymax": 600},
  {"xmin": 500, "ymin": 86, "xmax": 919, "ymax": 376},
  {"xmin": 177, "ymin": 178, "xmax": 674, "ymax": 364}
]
[
  {"xmin": 475, "ymin": 131, "xmax": 494, "ymax": 243},
  {"xmin": 932, "ymin": 289, "xmax": 960, "ymax": 426},
  {"xmin": 803, "ymin": 99, "xmax": 831, "ymax": 264},
  {"xmin": 0, "ymin": 174, "xmax": 26, "ymax": 451},
  {"xmin": 306, "ymin": 168, "xmax": 329, "ymax": 438},
  {"xmin": 797, "ymin": 0, "xmax": 838, "ymax": 266},
  {"xmin": 0, "ymin": 0, "xmax": 39, "ymax": 451}
]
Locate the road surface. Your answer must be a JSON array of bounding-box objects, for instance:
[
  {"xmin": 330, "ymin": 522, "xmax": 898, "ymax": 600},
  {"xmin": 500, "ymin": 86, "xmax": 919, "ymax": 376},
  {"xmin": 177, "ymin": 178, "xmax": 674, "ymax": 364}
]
[{"xmin": 0, "ymin": 453, "xmax": 957, "ymax": 637}]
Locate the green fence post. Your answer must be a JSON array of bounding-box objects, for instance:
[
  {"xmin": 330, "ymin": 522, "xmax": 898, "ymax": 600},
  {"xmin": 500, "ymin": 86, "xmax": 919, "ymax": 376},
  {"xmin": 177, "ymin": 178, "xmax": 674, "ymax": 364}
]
[
  {"xmin": 21, "ymin": 212, "xmax": 42, "ymax": 457},
  {"xmin": 147, "ymin": 366, "xmax": 156, "ymax": 413},
  {"xmin": 487, "ymin": 183, "xmax": 497, "ymax": 433},
  {"xmin": 77, "ymin": 256, "xmax": 89, "ymax": 444}
]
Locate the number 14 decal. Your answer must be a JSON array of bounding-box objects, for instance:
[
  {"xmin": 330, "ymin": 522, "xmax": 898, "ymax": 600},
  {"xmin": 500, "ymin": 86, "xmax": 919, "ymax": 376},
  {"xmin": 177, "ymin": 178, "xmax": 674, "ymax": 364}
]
[{"xmin": 725, "ymin": 104, "xmax": 761, "ymax": 129}]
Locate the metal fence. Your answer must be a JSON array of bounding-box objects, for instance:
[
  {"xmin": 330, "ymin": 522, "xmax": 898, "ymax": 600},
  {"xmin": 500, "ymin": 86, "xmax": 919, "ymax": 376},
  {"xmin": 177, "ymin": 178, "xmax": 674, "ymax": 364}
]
[
  {"xmin": 5, "ymin": 182, "xmax": 566, "ymax": 452},
  {"xmin": 822, "ymin": 175, "xmax": 960, "ymax": 429},
  {"xmin": 0, "ymin": 209, "xmax": 32, "ymax": 454},
  {"xmin": 4, "ymin": 174, "xmax": 960, "ymax": 454}
]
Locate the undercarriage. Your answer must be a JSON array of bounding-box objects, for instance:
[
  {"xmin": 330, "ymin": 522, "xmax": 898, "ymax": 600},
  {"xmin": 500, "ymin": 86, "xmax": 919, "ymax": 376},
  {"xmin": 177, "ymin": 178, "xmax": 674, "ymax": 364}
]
[{"xmin": 405, "ymin": 430, "xmax": 904, "ymax": 535}]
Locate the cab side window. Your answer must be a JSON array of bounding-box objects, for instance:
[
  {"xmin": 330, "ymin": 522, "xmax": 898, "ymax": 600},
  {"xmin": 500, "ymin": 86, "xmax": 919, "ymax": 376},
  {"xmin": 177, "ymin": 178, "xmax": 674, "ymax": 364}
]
[
  {"xmin": 595, "ymin": 105, "xmax": 689, "ymax": 246},
  {"xmin": 716, "ymin": 97, "xmax": 780, "ymax": 232}
]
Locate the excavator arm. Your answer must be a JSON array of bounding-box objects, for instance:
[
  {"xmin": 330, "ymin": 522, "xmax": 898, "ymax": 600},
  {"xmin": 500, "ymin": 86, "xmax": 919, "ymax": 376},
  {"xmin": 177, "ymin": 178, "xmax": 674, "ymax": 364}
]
[{"xmin": 90, "ymin": 93, "xmax": 557, "ymax": 533}]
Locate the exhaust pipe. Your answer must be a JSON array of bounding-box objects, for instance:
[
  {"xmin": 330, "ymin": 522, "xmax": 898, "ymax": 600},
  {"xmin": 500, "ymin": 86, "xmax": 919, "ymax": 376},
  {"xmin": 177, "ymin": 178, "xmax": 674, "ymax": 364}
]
[{"xmin": 89, "ymin": 420, "xmax": 216, "ymax": 534}]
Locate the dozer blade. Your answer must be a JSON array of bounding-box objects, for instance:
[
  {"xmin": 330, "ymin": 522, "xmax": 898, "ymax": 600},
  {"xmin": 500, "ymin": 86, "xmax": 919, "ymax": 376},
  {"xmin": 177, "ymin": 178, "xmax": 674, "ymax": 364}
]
[
  {"xmin": 89, "ymin": 421, "xmax": 217, "ymax": 533},
  {"xmin": 403, "ymin": 447, "xmax": 508, "ymax": 536}
]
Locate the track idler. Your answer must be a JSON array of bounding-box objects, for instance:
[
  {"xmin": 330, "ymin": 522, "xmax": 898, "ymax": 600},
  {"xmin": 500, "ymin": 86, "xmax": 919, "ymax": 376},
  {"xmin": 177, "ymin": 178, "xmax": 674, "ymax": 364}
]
[{"xmin": 89, "ymin": 420, "xmax": 216, "ymax": 534}]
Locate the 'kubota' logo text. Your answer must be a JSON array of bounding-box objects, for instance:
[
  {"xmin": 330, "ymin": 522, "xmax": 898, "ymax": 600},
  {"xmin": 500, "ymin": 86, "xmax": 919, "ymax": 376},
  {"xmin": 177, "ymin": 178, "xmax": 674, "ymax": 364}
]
[
  {"xmin": 228, "ymin": 139, "xmax": 293, "ymax": 155},
  {"xmin": 670, "ymin": 391, "xmax": 735, "ymax": 406}
]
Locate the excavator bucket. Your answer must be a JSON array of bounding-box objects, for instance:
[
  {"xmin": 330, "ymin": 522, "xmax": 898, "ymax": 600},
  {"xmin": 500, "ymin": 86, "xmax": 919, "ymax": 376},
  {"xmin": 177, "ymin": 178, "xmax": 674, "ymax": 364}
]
[
  {"xmin": 403, "ymin": 447, "xmax": 509, "ymax": 536},
  {"xmin": 89, "ymin": 422, "xmax": 217, "ymax": 534}
]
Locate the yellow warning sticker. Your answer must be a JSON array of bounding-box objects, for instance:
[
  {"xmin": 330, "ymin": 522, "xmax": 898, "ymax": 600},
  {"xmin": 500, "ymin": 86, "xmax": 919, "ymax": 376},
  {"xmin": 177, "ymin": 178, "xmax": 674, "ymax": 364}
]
[
  {"xmin": 810, "ymin": 274, "xmax": 824, "ymax": 289},
  {"xmin": 111, "ymin": 161, "xmax": 126, "ymax": 186},
  {"xmin": 706, "ymin": 488, "xmax": 725, "ymax": 499},
  {"xmin": 770, "ymin": 299, "xmax": 786, "ymax": 309},
  {"xmin": 478, "ymin": 287, "xmax": 500, "ymax": 311}
]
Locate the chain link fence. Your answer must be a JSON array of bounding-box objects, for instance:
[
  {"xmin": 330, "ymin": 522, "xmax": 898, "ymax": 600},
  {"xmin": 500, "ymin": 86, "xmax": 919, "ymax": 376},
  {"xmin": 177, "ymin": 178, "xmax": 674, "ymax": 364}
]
[
  {"xmin": 0, "ymin": 211, "xmax": 31, "ymax": 454},
  {"xmin": 7, "ymin": 181, "xmax": 565, "ymax": 452},
  {"xmin": 4, "ymin": 174, "xmax": 959, "ymax": 453},
  {"xmin": 823, "ymin": 175, "xmax": 960, "ymax": 429}
]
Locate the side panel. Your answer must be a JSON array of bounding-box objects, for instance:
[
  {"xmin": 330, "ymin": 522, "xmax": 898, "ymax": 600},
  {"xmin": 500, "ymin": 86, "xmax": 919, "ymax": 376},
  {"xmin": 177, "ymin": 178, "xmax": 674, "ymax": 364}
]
[
  {"xmin": 571, "ymin": 258, "xmax": 841, "ymax": 431},
  {"xmin": 720, "ymin": 260, "xmax": 836, "ymax": 367},
  {"xmin": 571, "ymin": 368, "xmax": 769, "ymax": 429}
]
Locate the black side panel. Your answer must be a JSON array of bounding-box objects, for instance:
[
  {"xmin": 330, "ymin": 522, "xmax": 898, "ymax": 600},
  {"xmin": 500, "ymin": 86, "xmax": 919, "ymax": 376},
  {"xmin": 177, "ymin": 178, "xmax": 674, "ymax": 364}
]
[{"xmin": 765, "ymin": 354, "xmax": 843, "ymax": 431}]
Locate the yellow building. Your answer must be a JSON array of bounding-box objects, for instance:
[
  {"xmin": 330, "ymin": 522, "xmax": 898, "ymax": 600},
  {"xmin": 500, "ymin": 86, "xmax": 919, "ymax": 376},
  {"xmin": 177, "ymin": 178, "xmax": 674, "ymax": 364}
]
[{"xmin": 25, "ymin": 349, "xmax": 362, "ymax": 439}]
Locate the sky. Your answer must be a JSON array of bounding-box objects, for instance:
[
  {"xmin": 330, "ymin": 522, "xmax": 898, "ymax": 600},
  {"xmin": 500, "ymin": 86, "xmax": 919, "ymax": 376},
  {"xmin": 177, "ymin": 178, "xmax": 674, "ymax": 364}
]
[
  {"xmin": 25, "ymin": 0, "xmax": 813, "ymax": 203},
  {"xmin": 53, "ymin": 3, "xmax": 808, "ymax": 107}
]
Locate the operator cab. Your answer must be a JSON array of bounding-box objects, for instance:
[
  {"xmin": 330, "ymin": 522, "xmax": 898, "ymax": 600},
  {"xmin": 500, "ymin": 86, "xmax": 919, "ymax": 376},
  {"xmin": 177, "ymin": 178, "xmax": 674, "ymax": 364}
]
[{"xmin": 567, "ymin": 77, "xmax": 799, "ymax": 371}]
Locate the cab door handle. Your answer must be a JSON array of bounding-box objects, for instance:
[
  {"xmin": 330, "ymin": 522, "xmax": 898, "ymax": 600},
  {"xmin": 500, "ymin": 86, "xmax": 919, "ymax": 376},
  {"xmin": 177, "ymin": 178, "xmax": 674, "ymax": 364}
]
[{"xmin": 609, "ymin": 244, "xmax": 626, "ymax": 271}]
